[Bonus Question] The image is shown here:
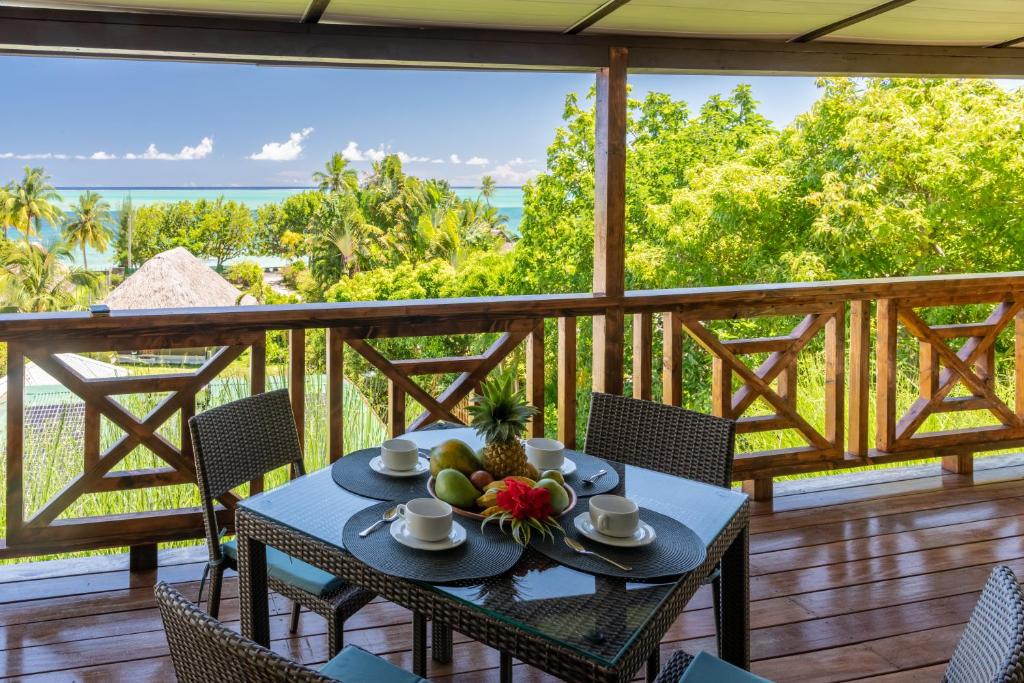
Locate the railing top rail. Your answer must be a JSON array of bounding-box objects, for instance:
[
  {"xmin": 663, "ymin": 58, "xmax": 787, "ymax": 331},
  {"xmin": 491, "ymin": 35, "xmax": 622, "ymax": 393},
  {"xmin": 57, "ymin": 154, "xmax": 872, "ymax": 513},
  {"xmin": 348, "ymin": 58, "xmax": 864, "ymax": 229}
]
[{"xmin": 2, "ymin": 271, "xmax": 1023, "ymax": 340}]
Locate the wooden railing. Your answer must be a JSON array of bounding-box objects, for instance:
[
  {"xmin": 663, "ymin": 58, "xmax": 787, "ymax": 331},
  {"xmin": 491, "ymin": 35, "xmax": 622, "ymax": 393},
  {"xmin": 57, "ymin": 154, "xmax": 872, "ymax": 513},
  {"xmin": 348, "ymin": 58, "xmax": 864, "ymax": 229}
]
[{"xmin": 3, "ymin": 271, "xmax": 1024, "ymax": 559}]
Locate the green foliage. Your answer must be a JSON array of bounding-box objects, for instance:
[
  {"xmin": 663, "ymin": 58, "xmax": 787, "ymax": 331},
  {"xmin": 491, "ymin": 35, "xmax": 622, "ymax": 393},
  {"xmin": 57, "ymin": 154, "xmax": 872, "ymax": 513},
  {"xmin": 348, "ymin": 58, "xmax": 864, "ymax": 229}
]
[
  {"xmin": 225, "ymin": 259, "xmax": 264, "ymax": 289},
  {"xmin": 7, "ymin": 167, "xmax": 63, "ymax": 244},
  {"xmin": 0, "ymin": 241, "xmax": 103, "ymax": 312},
  {"xmin": 62, "ymin": 190, "xmax": 114, "ymax": 271}
]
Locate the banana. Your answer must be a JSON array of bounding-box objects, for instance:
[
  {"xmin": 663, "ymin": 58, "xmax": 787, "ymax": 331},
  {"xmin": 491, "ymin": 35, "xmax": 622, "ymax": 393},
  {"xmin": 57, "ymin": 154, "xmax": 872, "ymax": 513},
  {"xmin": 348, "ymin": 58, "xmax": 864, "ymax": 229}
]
[
  {"xmin": 484, "ymin": 481, "xmax": 508, "ymax": 492},
  {"xmin": 481, "ymin": 505, "xmax": 503, "ymax": 517},
  {"xmin": 476, "ymin": 491, "xmax": 499, "ymax": 509},
  {"xmin": 504, "ymin": 475, "xmax": 536, "ymax": 486}
]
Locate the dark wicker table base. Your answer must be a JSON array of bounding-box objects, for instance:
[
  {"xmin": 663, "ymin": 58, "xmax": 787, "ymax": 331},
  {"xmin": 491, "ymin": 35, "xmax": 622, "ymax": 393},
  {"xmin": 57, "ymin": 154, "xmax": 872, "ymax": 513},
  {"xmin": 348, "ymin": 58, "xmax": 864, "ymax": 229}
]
[{"xmin": 236, "ymin": 503, "xmax": 749, "ymax": 683}]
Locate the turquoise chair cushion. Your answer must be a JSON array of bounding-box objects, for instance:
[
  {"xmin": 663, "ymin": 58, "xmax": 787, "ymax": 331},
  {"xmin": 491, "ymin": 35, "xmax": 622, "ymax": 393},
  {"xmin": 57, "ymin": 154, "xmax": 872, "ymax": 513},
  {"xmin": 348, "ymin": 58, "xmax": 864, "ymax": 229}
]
[
  {"xmin": 221, "ymin": 540, "xmax": 346, "ymax": 598},
  {"xmin": 320, "ymin": 644, "xmax": 426, "ymax": 682},
  {"xmin": 678, "ymin": 651, "xmax": 772, "ymax": 683}
]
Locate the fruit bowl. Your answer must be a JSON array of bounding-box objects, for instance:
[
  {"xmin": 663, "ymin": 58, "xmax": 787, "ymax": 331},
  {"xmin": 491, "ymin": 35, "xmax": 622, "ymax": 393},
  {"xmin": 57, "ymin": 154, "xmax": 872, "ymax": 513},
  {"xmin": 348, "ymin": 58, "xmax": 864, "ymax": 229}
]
[{"xmin": 427, "ymin": 477, "xmax": 577, "ymax": 521}]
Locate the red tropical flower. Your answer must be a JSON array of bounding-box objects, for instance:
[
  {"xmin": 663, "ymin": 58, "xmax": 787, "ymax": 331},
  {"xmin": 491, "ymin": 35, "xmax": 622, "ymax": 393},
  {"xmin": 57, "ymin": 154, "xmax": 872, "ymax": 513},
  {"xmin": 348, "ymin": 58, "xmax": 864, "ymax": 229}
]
[{"xmin": 496, "ymin": 479, "xmax": 553, "ymax": 520}]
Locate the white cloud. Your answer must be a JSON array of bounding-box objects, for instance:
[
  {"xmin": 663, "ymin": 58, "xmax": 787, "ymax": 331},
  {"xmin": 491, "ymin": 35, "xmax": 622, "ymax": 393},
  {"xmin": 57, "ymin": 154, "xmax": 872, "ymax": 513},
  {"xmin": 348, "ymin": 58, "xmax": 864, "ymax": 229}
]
[
  {"xmin": 449, "ymin": 154, "xmax": 462, "ymax": 164},
  {"xmin": 485, "ymin": 163, "xmax": 541, "ymax": 185},
  {"xmin": 397, "ymin": 151, "xmax": 430, "ymax": 163},
  {"xmin": 248, "ymin": 129, "xmax": 310, "ymax": 161},
  {"xmin": 126, "ymin": 136, "xmax": 214, "ymax": 161},
  {"xmin": 466, "ymin": 156, "xmax": 489, "ymax": 166},
  {"xmin": 430, "ymin": 158, "xmax": 445, "ymax": 164},
  {"xmin": 0, "ymin": 153, "xmax": 11, "ymax": 159},
  {"xmin": 341, "ymin": 141, "xmax": 388, "ymax": 162},
  {"xmin": 507, "ymin": 156, "xmax": 535, "ymax": 166},
  {"xmin": 90, "ymin": 151, "xmax": 116, "ymax": 160}
]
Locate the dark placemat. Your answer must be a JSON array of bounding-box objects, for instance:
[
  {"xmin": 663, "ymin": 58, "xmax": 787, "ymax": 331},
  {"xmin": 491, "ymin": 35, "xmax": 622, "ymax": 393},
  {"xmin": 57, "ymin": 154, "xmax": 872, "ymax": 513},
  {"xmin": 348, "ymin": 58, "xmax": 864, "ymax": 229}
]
[
  {"xmin": 562, "ymin": 449, "xmax": 619, "ymax": 497},
  {"xmin": 530, "ymin": 502, "xmax": 705, "ymax": 582},
  {"xmin": 331, "ymin": 447, "xmax": 431, "ymax": 501},
  {"xmin": 342, "ymin": 501, "xmax": 524, "ymax": 583}
]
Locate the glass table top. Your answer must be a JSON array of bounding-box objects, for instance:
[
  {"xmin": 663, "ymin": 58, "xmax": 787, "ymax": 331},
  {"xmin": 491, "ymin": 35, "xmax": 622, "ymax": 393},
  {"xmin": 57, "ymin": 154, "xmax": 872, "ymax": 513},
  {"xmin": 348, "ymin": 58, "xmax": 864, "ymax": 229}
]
[{"xmin": 240, "ymin": 428, "xmax": 748, "ymax": 668}]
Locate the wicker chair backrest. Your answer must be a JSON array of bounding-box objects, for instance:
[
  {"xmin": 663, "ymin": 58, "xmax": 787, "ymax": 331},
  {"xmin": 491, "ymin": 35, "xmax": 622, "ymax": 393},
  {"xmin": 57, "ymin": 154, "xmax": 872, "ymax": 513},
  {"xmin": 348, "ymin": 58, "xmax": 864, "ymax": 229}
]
[
  {"xmin": 155, "ymin": 581, "xmax": 332, "ymax": 683},
  {"xmin": 189, "ymin": 388, "xmax": 303, "ymax": 500},
  {"xmin": 944, "ymin": 565, "xmax": 1024, "ymax": 683},
  {"xmin": 584, "ymin": 392, "xmax": 735, "ymax": 489}
]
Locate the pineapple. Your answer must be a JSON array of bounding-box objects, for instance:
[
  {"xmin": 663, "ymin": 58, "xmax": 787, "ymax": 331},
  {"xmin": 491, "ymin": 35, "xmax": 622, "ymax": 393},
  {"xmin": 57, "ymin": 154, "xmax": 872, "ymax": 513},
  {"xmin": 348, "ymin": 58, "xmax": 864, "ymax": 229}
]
[{"xmin": 468, "ymin": 372, "xmax": 539, "ymax": 479}]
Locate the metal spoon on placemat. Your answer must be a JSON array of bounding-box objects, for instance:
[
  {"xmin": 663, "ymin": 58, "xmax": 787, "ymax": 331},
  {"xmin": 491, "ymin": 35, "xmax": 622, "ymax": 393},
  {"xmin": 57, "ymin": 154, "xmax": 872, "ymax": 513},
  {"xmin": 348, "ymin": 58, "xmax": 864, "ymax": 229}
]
[
  {"xmin": 564, "ymin": 537, "xmax": 631, "ymax": 571},
  {"xmin": 582, "ymin": 469, "xmax": 608, "ymax": 486},
  {"xmin": 359, "ymin": 505, "xmax": 400, "ymax": 537}
]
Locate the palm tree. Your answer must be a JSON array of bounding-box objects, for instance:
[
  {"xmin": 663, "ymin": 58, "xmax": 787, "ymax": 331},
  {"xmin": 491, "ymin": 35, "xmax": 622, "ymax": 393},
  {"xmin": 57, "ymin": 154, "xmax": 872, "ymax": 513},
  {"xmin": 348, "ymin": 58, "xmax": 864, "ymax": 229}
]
[
  {"xmin": 11, "ymin": 167, "xmax": 63, "ymax": 246},
  {"xmin": 0, "ymin": 184, "xmax": 16, "ymax": 242},
  {"xmin": 0, "ymin": 241, "xmax": 101, "ymax": 312},
  {"xmin": 313, "ymin": 153, "xmax": 359, "ymax": 194},
  {"xmin": 62, "ymin": 191, "xmax": 113, "ymax": 271},
  {"xmin": 480, "ymin": 175, "xmax": 497, "ymax": 206}
]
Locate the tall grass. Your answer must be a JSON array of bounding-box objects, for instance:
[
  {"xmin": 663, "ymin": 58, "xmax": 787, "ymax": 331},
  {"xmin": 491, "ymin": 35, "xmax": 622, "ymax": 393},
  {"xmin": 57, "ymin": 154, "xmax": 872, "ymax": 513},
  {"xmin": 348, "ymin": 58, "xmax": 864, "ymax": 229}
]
[{"xmin": 1, "ymin": 371, "xmax": 386, "ymax": 564}]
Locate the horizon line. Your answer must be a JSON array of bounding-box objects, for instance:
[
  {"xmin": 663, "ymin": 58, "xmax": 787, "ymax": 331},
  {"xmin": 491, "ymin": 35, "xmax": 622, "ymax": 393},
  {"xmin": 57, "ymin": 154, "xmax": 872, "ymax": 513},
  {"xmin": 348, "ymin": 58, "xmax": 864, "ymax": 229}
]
[{"xmin": 54, "ymin": 184, "xmax": 524, "ymax": 190}]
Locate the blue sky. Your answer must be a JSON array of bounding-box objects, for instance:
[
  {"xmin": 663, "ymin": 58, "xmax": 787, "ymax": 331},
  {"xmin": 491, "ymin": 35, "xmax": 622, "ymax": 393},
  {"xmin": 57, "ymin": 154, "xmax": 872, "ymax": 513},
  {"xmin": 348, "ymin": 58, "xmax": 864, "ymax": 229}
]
[{"xmin": 0, "ymin": 56, "xmax": 1018, "ymax": 188}]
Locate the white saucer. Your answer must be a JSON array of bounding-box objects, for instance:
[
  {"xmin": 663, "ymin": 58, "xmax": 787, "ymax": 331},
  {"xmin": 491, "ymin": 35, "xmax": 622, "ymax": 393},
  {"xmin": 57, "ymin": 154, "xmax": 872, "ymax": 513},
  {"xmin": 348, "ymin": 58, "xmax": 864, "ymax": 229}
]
[
  {"xmin": 369, "ymin": 455, "xmax": 429, "ymax": 478},
  {"xmin": 390, "ymin": 519, "xmax": 467, "ymax": 551},
  {"xmin": 535, "ymin": 458, "xmax": 577, "ymax": 477},
  {"xmin": 573, "ymin": 512, "xmax": 656, "ymax": 547}
]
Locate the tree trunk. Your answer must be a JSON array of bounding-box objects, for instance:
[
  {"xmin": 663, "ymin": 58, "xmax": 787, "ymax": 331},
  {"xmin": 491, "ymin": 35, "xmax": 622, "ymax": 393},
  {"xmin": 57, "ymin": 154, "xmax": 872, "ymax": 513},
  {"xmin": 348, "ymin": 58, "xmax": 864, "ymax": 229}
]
[{"xmin": 82, "ymin": 243, "xmax": 88, "ymax": 271}]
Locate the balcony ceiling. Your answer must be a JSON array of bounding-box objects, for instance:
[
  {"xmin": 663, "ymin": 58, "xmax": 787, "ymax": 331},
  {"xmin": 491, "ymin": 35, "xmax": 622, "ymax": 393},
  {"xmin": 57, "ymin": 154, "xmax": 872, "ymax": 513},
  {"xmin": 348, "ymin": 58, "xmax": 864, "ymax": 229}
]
[{"xmin": 8, "ymin": 0, "xmax": 1024, "ymax": 47}]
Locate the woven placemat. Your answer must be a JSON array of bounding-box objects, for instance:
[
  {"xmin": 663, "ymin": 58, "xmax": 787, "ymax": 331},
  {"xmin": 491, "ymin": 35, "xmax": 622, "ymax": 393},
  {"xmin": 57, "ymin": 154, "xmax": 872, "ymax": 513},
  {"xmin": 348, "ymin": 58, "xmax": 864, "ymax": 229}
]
[
  {"xmin": 331, "ymin": 447, "xmax": 431, "ymax": 501},
  {"xmin": 342, "ymin": 501, "xmax": 524, "ymax": 583},
  {"xmin": 562, "ymin": 449, "xmax": 620, "ymax": 497},
  {"xmin": 530, "ymin": 502, "xmax": 705, "ymax": 581}
]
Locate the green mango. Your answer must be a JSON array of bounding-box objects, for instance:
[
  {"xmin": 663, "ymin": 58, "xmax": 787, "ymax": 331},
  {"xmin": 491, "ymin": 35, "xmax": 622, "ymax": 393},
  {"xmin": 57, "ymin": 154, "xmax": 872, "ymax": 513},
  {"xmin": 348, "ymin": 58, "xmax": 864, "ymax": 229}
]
[
  {"xmin": 535, "ymin": 478, "xmax": 570, "ymax": 514},
  {"xmin": 435, "ymin": 468, "xmax": 481, "ymax": 509},
  {"xmin": 429, "ymin": 439, "xmax": 479, "ymax": 477}
]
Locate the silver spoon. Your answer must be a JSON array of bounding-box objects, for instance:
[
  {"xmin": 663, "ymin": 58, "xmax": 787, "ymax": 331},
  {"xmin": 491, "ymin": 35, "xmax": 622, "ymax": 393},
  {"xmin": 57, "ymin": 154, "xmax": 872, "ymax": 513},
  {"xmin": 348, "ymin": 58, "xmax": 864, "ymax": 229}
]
[
  {"xmin": 359, "ymin": 505, "xmax": 400, "ymax": 537},
  {"xmin": 582, "ymin": 469, "xmax": 608, "ymax": 486},
  {"xmin": 564, "ymin": 537, "xmax": 631, "ymax": 571}
]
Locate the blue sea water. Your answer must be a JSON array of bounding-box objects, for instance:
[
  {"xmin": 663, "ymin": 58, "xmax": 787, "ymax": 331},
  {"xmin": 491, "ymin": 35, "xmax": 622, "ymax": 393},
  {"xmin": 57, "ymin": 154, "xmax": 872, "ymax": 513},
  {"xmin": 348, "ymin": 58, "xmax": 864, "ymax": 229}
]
[{"xmin": 19, "ymin": 186, "xmax": 525, "ymax": 270}]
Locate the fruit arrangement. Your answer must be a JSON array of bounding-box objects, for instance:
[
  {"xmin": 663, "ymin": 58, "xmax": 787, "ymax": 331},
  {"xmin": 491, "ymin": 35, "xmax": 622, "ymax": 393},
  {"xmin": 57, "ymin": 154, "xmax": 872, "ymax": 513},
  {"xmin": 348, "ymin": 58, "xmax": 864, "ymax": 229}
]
[{"xmin": 428, "ymin": 373, "xmax": 574, "ymax": 525}]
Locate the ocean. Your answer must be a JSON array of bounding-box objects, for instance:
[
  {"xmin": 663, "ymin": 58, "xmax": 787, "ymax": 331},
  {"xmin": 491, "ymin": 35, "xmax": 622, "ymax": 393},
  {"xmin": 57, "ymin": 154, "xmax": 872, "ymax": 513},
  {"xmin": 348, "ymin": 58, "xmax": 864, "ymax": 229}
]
[{"xmin": 17, "ymin": 186, "xmax": 525, "ymax": 270}]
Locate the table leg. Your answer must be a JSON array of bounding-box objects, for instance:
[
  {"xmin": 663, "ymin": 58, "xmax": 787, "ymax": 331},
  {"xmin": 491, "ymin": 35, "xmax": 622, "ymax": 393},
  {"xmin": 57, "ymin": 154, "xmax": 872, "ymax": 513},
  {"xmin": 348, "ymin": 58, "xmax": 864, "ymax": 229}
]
[
  {"xmin": 432, "ymin": 620, "xmax": 453, "ymax": 663},
  {"xmin": 413, "ymin": 612, "xmax": 428, "ymax": 676},
  {"xmin": 499, "ymin": 652, "xmax": 513, "ymax": 683},
  {"xmin": 719, "ymin": 523, "xmax": 750, "ymax": 669},
  {"xmin": 237, "ymin": 531, "xmax": 270, "ymax": 648}
]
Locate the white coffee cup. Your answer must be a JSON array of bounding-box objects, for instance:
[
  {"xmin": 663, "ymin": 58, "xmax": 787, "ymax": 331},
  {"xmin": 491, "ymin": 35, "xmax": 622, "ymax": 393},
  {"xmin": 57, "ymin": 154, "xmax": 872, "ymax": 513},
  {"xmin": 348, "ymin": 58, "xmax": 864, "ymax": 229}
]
[
  {"xmin": 525, "ymin": 437, "xmax": 565, "ymax": 472},
  {"xmin": 397, "ymin": 498, "xmax": 453, "ymax": 542},
  {"xmin": 589, "ymin": 495, "xmax": 640, "ymax": 538},
  {"xmin": 381, "ymin": 438, "xmax": 419, "ymax": 471}
]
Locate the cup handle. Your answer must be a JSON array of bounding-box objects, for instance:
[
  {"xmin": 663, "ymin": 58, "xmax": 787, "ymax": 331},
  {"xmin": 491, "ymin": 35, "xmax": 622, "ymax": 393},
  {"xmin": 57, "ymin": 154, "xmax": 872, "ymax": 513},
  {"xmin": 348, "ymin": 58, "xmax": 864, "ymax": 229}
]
[
  {"xmin": 596, "ymin": 513, "xmax": 610, "ymax": 533},
  {"xmin": 396, "ymin": 504, "xmax": 407, "ymax": 520}
]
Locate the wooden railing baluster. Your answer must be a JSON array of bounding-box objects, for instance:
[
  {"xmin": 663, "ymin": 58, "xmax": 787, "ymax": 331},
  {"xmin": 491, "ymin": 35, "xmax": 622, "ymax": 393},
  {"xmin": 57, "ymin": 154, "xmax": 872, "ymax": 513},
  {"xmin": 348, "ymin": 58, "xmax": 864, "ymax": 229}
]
[
  {"xmin": 389, "ymin": 380, "xmax": 406, "ymax": 438},
  {"xmin": 557, "ymin": 317, "xmax": 577, "ymax": 449},
  {"xmin": 876, "ymin": 299, "xmax": 898, "ymax": 452},
  {"xmin": 526, "ymin": 320, "xmax": 545, "ymax": 438},
  {"xmin": 249, "ymin": 335, "xmax": 267, "ymax": 494},
  {"xmin": 848, "ymin": 300, "xmax": 871, "ymax": 458},
  {"xmin": 632, "ymin": 313, "xmax": 652, "ymax": 401},
  {"xmin": 824, "ymin": 304, "xmax": 845, "ymax": 451},
  {"xmin": 1017, "ymin": 309, "xmax": 1024, "ymax": 418},
  {"xmin": 6, "ymin": 344, "xmax": 24, "ymax": 542},
  {"xmin": 289, "ymin": 329, "xmax": 305, "ymax": 467},
  {"xmin": 327, "ymin": 329, "xmax": 344, "ymax": 463},
  {"xmin": 84, "ymin": 404, "xmax": 100, "ymax": 471},
  {"xmin": 662, "ymin": 310, "xmax": 682, "ymax": 406}
]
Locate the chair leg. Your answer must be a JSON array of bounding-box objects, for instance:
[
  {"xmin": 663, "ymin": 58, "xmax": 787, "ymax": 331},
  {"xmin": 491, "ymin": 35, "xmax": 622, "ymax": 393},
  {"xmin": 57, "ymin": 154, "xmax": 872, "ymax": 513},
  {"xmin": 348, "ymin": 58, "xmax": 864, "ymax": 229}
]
[
  {"xmin": 328, "ymin": 616, "xmax": 344, "ymax": 658},
  {"xmin": 431, "ymin": 620, "xmax": 453, "ymax": 663},
  {"xmin": 647, "ymin": 650, "xmax": 661, "ymax": 682},
  {"xmin": 499, "ymin": 652, "xmax": 513, "ymax": 683},
  {"xmin": 207, "ymin": 564, "xmax": 225, "ymax": 620},
  {"xmin": 289, "ymin": 602, "xmax": 301, "ymax": 634},
  {"xmin": 712, "ymin": 572, "xmax": 723, "ymax": 653},
  {"xmin": 413, "ymin": 613, "xmax": 428, "ymax": 677}
]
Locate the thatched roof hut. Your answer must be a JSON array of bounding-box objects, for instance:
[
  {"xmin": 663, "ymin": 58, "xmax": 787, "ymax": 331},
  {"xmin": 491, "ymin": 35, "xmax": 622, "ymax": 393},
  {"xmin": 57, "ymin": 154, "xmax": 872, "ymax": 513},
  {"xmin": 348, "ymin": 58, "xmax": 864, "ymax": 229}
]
[{"xmin": 104, "ymin": 248, "xmax": 257, "ymax": 309}]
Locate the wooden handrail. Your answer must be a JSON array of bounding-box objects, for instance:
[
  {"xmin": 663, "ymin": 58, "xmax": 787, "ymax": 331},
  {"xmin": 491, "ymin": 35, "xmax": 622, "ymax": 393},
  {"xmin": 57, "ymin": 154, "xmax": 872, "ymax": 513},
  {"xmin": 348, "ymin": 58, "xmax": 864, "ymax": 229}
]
[{"xmin": 5, "ymin": 270, "xmax": 1024, "ymax": 558}]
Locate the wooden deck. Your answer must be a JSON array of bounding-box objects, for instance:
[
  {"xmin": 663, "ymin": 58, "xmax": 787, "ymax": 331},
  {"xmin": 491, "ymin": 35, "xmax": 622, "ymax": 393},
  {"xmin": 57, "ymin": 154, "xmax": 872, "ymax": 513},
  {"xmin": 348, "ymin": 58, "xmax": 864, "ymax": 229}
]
[{"xmin": 3, "ymin": 457, "xmax": 1024, "ymax": 682}]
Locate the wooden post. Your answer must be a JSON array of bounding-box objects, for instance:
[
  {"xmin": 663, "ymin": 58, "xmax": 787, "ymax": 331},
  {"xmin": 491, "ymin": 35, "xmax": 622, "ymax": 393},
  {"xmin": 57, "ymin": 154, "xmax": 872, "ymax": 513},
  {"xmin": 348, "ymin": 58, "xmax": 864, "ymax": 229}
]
[
  {"xmin": 742, "ymin": 478, "xmax": 773, "ymax": 502},
  {"xmin": 289, "ymin": 330, "xmax": 306, "ymax": 463},
  {"xmin": 129, "ymin": 543, "xmax": 158, "ymax": 573},
  {"xmin": 876, "ymin": 299, "xmax": 898, "ymax": 451},
  {"xmin": 526, "ymin": 320, "xmax": 545, "ymax": 437},
  {"xmin": 249, "ymin": 334, "xmax": 267, "ymax": 494},
  {"xmin": 824, "ymin": 304, "xmax": 845, "ymax": 451},
  {"xmin": 919, "ymin": 341, "xmax": 939, "ymax": 400},
  {"xmin": 662, "ymin": 311, "xmax": 683, "ymax": 406},
  {"xmin": 327, "ymin": 328, "xmax": 344, "ymax": 462},
  {"xmin": 942, "ymin": 452, "xmax": 974, "ymax": 475},
  {"xmin": 6, "ymin": 345, "xmax": 24, "ymax": 541},
  {"xmin": 849, "ymin": 300, "xmax": 871, "ymax": 458},
  {"xmin": 632, "ymin": 313, "xmax": 652, "ymax": 400},
  {"xmin": 592, "ymin": 46, "xmax": 628, "ymax": 396},
  {"xmin": 557, "ymin": 317, "xmax": 577, "ymax": 449},
  {"xmin": 84, "ymin": 404, "xmax": 100, "ymax": 470},
  {"xmin": 711, "ymin": 357, "xmax": 732, "ymax": 419},
  {"xmin": 388, "ymin": 381, "xmax": 406, "ymax": 438},
  {"xmin": 1017, "ymin": 309, "xmax": 1024, "ymax": 417}
]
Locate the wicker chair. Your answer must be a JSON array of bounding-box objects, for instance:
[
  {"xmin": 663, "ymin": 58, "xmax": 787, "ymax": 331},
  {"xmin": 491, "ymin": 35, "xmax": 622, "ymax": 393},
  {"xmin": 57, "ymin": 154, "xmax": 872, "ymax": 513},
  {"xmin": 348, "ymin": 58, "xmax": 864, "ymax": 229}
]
[
  {"xmin": 585, "ymin": 392, "xmax": 736, "ymax": 681},
  {"xmin": 155, "ymin": 581, "xmax": 427, "ymax": 682},
  {"xmin": 189, "ymin": 389, "xmax": 374, "ymax": 657},
  {"xmin": 654, "ymin": 565, "xmax": 1024, "ymax": 683}
]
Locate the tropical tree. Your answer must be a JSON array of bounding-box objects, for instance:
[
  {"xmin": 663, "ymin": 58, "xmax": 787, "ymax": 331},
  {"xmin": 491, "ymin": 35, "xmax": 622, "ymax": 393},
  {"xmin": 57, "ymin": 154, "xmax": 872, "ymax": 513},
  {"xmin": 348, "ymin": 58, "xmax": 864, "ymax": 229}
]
[
  {"xmin": 314, "ymin": 153, "xmax": 359, "ymax": 194},
  {"xmin": 62, "ymin": 190, "xmax": 113, "ymax": 271},
  {"xmin": 0, "ymin": 184, "xmax": 15, "ymax": 241},
  {"xmin": 10, "ymin": 167, "xmax": 63, "ymax": 245},
  {"xmin": 480, "ymin": 175, "xmax": 497, "ymax": 206},
  {"xmin": 0, "ymin": 241, "xmax": 101, "ymax": 312}
]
